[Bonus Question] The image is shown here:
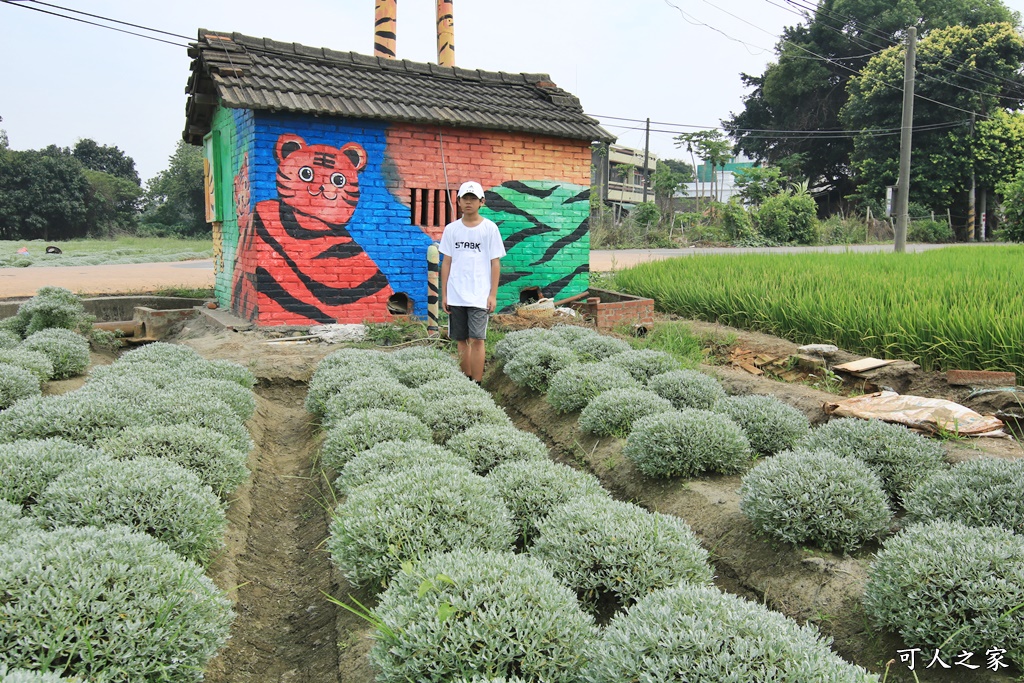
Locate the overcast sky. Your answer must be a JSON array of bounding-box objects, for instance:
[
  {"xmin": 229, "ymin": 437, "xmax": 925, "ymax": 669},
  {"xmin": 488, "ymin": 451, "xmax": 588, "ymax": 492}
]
[{"xmin": 1, "ymin": 0, "xmax": 809, "ymax": 182}]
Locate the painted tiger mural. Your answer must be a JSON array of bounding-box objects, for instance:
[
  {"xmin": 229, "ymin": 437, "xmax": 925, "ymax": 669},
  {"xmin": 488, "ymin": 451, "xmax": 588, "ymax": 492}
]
[{"xmin": 232, "ymin": 133, "xmax": 392, "ymax": 324}]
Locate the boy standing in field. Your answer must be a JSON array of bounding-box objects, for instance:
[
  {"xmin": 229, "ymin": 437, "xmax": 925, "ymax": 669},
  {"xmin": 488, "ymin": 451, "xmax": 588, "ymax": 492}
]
[{"xmin": 439, "ymin": 181, "xmax": 506, "ymax": 384}]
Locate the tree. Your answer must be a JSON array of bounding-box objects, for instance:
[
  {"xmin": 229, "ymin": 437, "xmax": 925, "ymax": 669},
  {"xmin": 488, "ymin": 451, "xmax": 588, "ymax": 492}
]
[
  {"xmin": 724, "ymin": 0, "xmax": 1019, "ymax": 202},
  {"xmin": 674, "ymin": 131, "xmax": 732, "ymax": 204},
  {"xmin": 82, "ymin": 169, "xmax": 143, "ymax": 237},
  {"xmin": 0, "ymin": 115, "xmax": 7, "ymax": 150},
  {"xmin": 734, "ymin": 166, "xmax": 785, "ymax": 207},
  {"xmin": 73, "ymin": 139, "xmax": 141, "ymax": 186},
  {"xmin": 140, "ymin": 140, "xmax": 208, "ymax": 237},
  {"xmin": 651, "ymin": 160, "xmax": 693, "ymax": 217},
  {"xmin": 0, "ymin": 149, "xmax": 89, "ymax": 240},
  {"xmin": 842, "ymin": 22, "xmax": 1024, "ymax": 220}
]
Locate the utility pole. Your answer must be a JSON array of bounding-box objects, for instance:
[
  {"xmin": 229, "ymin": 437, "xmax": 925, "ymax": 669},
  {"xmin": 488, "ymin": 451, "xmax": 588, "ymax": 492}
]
[
  {"xmin": 641, "ymin": 118, "xmax": 651, "ymax": 204},
  {"xmin": 967, "ymin": 113, "xmax": 976, "ymax": 240},
  {"xmin": 894, "ymin": 27, "xmax": 916, "ymax": 253}
]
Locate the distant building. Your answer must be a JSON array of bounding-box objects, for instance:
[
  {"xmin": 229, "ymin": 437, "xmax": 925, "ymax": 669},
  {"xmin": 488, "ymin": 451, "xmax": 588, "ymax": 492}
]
[
  {"xmin": 591, "ymin": 144, "xmax": 658, "ymax": 209},
  {"xmin": 682, "ymin": 156, "xmax": 754, "ymax": 203}
]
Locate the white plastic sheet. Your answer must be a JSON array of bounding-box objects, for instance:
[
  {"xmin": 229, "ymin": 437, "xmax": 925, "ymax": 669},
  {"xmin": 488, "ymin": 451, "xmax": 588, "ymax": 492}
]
[{"xmin": 823, "ymin": 390, "xmax": 1006, "ymax": 437}]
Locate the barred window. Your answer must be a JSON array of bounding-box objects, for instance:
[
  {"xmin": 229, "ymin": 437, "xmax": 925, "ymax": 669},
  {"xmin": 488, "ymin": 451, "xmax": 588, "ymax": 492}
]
[{"xmin": 409, "ymin": 188, "xmax": 461, "ymax": 229}]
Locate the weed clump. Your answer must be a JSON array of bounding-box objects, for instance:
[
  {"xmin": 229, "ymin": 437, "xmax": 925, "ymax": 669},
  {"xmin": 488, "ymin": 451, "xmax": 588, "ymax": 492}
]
[
  {"xmin": 902, "ymin": 457, "xmax": 1024, "ymax": 535},
  {"xmin": 445, "ymin": 423, "xmax": 548, "ymax": 474},
  {"xmin": 370, "ymin": 548, "xmax": 594, "ymax": 682},
  {"xmin": 578, "ymin": 387, "xmax": 673, "ymax": 438},
  {"xmin": 740, "ymin": 449, "xmax": 892, "ymax": 553},
  {"xmin": 623, "ymin": 409, "xmax": 753, "ymax": 477},
  {"xmin": 646, "ymin": 369, "xmax": 726, "ymax": 410},
  {"xmin": 716, "ymin": 394, "xmax": 810, "ymax": 455},
  {"xmin": 583, "ymin": 582, "xmax": 879, "ymax": 682},
  {"xmin": 865, "ymin": 520, "xmax": 1024, "ymax": 667},
  {"xmin": 546, "ymin": 362, "xmax": 639, "ymax": 414}
]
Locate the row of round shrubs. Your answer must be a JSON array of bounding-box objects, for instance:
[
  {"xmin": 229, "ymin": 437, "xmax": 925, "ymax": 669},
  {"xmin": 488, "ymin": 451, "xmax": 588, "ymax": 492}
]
[
  {"xmin": 314, "ymin": 343, "xmax": 875, "ymax": 681},
  {"xmin": 0, "ymin": 328, "xmax": 91, "ymax": 409},
  {"xmin": 0, "ymin": 341, "xmax": 252, "ymax": 680}
]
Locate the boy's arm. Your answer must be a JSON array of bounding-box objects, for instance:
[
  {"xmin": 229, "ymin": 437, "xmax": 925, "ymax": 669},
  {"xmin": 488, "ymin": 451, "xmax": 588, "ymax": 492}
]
[
  {"xmin": 487, "ymin": 257, "xmax": 501, "ymax": 313},
  {"xmin": 440, "ymin": 256, "xmax": 452, "ymax": 313}
]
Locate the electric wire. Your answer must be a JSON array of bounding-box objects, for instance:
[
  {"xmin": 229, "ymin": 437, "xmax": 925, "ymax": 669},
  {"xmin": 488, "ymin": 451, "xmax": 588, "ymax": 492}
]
[{"xmin": 0, "ymin": 0, "xmax": 189, "ymax": 47}]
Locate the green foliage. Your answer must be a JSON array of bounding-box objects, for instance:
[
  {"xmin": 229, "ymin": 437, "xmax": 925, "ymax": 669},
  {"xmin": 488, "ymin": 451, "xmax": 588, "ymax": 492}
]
[
  {"xmin": 305, "ymin": 364, "xmax": 391, "ymax": 418},
  {"xmin": 583, "ymin": 582, "xmax": 879, "ymax": 682},
  {"xmin": 503, "ymin": 341, "xmax": 578, "ymax": 392},
  {"xmin": 385, "ymin": 354, "xmax": 462, "ymax": 388},
  {"xmin": 20, "ymin": 328, "xmax": 90, "ymax": 379},
  {"xmin": 140, "ymin": 140, "xmax": 208, "ymax": 238},
  {"xmin": 322, "ymin": 376, "xmax": 426, "ymax": 427},
  {"xmin": 0, "ymin": 363, "xmax": 40, "ymax": 410},
  {"xmin": 319, "ymin": 409, "xmax": 432, "ymax": 472},
  {"xmin": 81, "ymin": 169, "xmax": 143, "ymax": 237},
  {"xmin": 100, "ymin": 424, "xmax": 249, "ymax": 500},
  {"xmin": 578, "ymin": 387, "xmax": 674, "ymax": 438},
  {"xmin": 632, "ymin": 202, "xmax": 661, "ymax": 228},
  {"xmin": 720, "ymin": 197, "xmax": 756, "ymax": 241},
  {"xmin": 488, "ymin": 459, "xmax": 609, "ymax": 544},
  {"xmin": 0, "ymin": 330, "xmax": 19, "ymax": 350},
  {"xmin": 715, "ymin": 394, "xmax": 810, "ymax": 455},
  {"xmin": 0, "ymin": 147, "xmax": 90, "ymax": 240},
  {"xmin": 0, "ymin": 349, "xmax": 53, "ymax": 383},
  {"xmin": 370, "ymin": 549, "xmax": 594, "ymax": 682},
  {"xmin": 546, "ymin": 362, "xmax": 639, "ymax": 413},
  {"xmin": 0, "ymin": 525, "xmax": 233, "ymax": 681},
  {"xmin": 3, "ymin": 287, "xmax": 87, "ymax": 339},
  {"xmin": 0, "ymin": 500, "xmax": 40, "ymax": 545},
  {"xmin": 420, "ymin": 393, "xmax": 512, "ymax": 444},
  {"xmin": 328, "ymin": 463, "xmax": 515, "ymax": 588},
  {"xmin": 907, "ymin": 218, "xmax": 953, "ymax": 243},
  {"xmin": 334, "ymin": 439, "xmax": 471, "ymax": 493},
  {"xmin": 818, "ymin": 214, "xmax": 868, "ymax": 245},
  {"xmin": 0, "ymin": 237, "xmax": 212, "ymax": 269},
  {"xmin": 444, "ymin": 423, "xmax": 548, "ymax": 474},
  {"xmin": 35, "ymin": 456, "xmax": 226, "ymax": 566},
  {"xmin": 628, "ymin": 322, "xmax": 703, "ymax": 367},
  {"xmin": 646, "ymin": 369, "xmax": 726, "ymax": 410},
  {"xmin": 492, "ymin": 328, "xmax": 559, "ymax": 362},
  {"xmin": 754, "ymin": 190, "xmax": 818, "ymax": 244},
  {"xmin": 903, "ymin": 458, "xmax": 1024, "ymax": 534},
  {"xmin": 740, "ymin": 449, "xmax": 892, "ymax": 553},
  {"xmin": 605, "ymin": 349, "xmax": 680, "ymax": 383},
  {"xmin": 623, "ymin": 409, "xmax": 754, "ymax": 477},
  {"xmin": 734, "ymin": 165, "xmax": 784, "ymax": 206},
  {"xmin": 864, "ymin": 520, "xmax": 1024, "ymax": 667},
  {"xmin": 0, "ymin": 438, "xmax": 103, "ymax": 506},
  {"xmin": 531, "ymin": 497, "xmax": 712, "ymax": 611},
  {"xmin": 796, "ymin": 418, "xmax": 945, "ymax": 503},
  {"xmin": 997, "ymin": 167, "xmax": 1024, "ymax": 242}
]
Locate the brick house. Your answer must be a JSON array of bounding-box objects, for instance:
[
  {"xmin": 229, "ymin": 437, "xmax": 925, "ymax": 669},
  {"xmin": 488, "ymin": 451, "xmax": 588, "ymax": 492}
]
[{"xmin": 183, "ymin": 30, "xmax": 613, "ymax": 326}]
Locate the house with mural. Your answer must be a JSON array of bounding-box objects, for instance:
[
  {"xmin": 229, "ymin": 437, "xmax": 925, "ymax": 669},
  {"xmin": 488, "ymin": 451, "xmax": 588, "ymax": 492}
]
[{"xmin": 182, "ymin": 28, "xmax": 613, "ymax": 326}]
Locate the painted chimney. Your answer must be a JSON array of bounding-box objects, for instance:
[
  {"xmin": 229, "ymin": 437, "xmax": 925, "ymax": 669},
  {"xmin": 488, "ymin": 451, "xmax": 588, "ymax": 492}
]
[
  {"xmin": 374, "ymin": 0, "xmax": 397, "ymax": 59},
  {"xmin": 436, "ymin": 0, "xmax": 454, "ymax": 67}
]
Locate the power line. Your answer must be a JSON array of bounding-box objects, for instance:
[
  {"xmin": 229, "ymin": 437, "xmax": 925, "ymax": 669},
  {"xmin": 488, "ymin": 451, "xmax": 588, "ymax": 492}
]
[{"xmin": 0, "ymin": 0, "xmax": 189, "ymax": 47}]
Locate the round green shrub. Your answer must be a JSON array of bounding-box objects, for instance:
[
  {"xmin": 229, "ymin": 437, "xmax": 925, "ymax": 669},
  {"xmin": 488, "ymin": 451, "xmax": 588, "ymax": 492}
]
[
  {"xmin": 740, "ymin": 449, "xmax": 892, "ymax": 553},
  {"xmin": 316, "ymin": 347, "xmax": 389, "ymax": 374},
  {"xmin": 334, "ymin": 440, "xmax": 471, "ymax": 493},
  {"xmin": 574, "ymin": 335, "xmax": 632, "ymax": 362},
  {"xmin": 35, "ymin": 456, "xmax": 226, "ymax": 566},
  {"xmin": 623, "ymin": 409, "xmax": 754, "ymax": 477},
  {"xmin": 0, "ymin": 349, "xmax": 54, "ymax": 382},
  {"xmin": 420, "ymin": 393, "xmax": 512, "ymax": 444},
  {"xmin": 444, "ymin": 423, "xmax": 548, "ymax": 474},
  {"xmin": 583, "ymin": 582, "xmax": 878, "ymax": 682},
  {"xmin": 716, "ymin": 394, "xmax": 810, "ymax": 455},
  {"xmin": 578, "ymin": 387, "xmax": 674, "ymax": 438},
  {"xmin": 116, "ymin": 341, "xmax": 204, "ymax": 368},
  {"xmin": 903, "ymin": 458, "xmax": 1024, "ymax": 534},
  {"xmin": 322, "ymin": 376, "xmax": 426, "ymax": 426},
  {"xmin": 546, "ymin": 362, "xmax": 639, "ymax": 414},
  {"xmin": 0, "ymin": 500, "xmax": 40, "ymax": 545},
  {"xmin": 796, "ymin": 418, "xmax": 945, "ymax": 502},
  {"xmin": 865, "ymin": 520, "xmax": 1024, "ymax": 666},
  {"xmin": 305, "ymin": 363, "xmax": 391, "ymax": 418},
  {"xmin": 142, "ymin": 393, "xmax": 253, "ymax": 454},
  {"xmin": 416, "ymin": 375, "xmax": 491, "ymax": 403},
  {"xmin": 646, "ymin": 369, "xmax": 726, "ymax": 410},
  {"xmin": 0, "ymin": 393, "xmax": 153, "ymax": 446},
  {"xmin": 493, "ymin": 328, "xmax": 559, "ymax": 362},
  {"xmin": 328, "ymin": 463, "xmax": 515, "ymax": 588},
  {"xmin": 0, "ymin": 363, "xmax": 41, "ymax": 410},
  {"xmin": 20, "ymin": 328, "xmax": 90, "ymax": 379},
  {"xmin": 0, "ymin": 330, "xmax": 21, "ymax": 350},
  {"xmin": 0, "ymin": 438, "xmax": 104, "ymax": 506},
  {"xmin": 4, "ymin": 287, "xmax": 86, "ymax": 338},
  {"xmin": 605, "ymin": 349, "xmax": 680, "ymax": 383},
  {"xmin": 99, "ymin": 424, "xmax": 249, "ymax": 499},
  {"xmin": 170, "ymin": 377, "xmax": 256, "ymax": 421},
  {"xmin": 531, "ymin": 497, "xmax": 712, "ymax": 610},
  {"xmin": 371, "ymin": 548, "xmax": 594, "ymax": 682},
  {"xmin": 385, "ymin": 355, "xmax": 462, "ymax": 388},
  {"xmin": 503, "ymin": 341, "xmax": 578, "ymax": 392},
  {"xmin": 488, "ymin": 459, "xmax": 609, "ymax": 543},
  {"xmin": 550, "ymin": 324, "xmax": 597, "ymax": 345},
  {"xmin": 0, "ymin": 663, "xmax": 74, "ymax": 682},
  {"xmin": 0, "ymin": 525, "xmax": 233, "ymax": 682},
  {"xmin": 319, "ymin": 409, "xmax": 432, "ymax": 471}
]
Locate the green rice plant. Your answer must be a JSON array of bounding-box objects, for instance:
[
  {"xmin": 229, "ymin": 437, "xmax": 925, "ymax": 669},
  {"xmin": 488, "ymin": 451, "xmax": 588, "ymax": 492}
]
[
  {"xmin": 444, "ymin": 423, "xmax": 548, "ymax": 474},
  {"xmin": 613, "ymin": 246, "xmax": 1024, "ymax": 376},
  {"xmin": 328, "ymin": 463, "xmax": 515, "ymax": 588},
  {"xmin": 531, "ymin": 496, "xmax": 712, "ymax": 611},
  {"xmin": 0, "ymin": 363, "xmax": 41, "ymax": 410},
  {"xmin": 583, "ymin": 582, "xmax": 879, "ymax": 682},
  {"xmin": 0, "ymin": 438, "xmax": 104, "ymax": 506},
  {"xmin": 100, "ymin": 424, "xmax": 249, "ymax": 500},
  {"xmin": 546, "ymin": 362, "xmax": 640, "ymax": 414},
  {"xmin": 487, "ymin": 459, "xmax": 609, "ymax": 544},
  {"xmin": 627, "ymin": 322, "xmax": 703, "ymax": 367},
  {"xmin": 740, "ymin": 449, "xmax": 892, "ymax": 553},
  {"xmin": 623, "ymin": 409, "xmax": 754, "ymax": 477},
  {"xmin": 19, "ymin": 328, "xmax": 90, "ymax": 379},
  {"xmin": 370, "ymin": 549, "xmax": 594, "ymax": 682},
  {"xmin": 0, "ymin": 525, "xmax": 232, "ymax": 682},
  {"xmin": 0, "ymin": 349, "xmax": 54, "ymax": 382},
  {"xmin": 334, "ymin": 440, "xmax": 472, "ymax": 493},
  {"xmin": 796, "ymin": 418, "xmax": 945, "ymax": 503},
  {"xmin": 646, "ymin": 369, "xmax": 726, "ymax": 410},
  {"xmin": 865, "ymin": 520, "xmax": 1024, "ymax": 667},
  {"xmin": 578, "ymin": 387, "xmax": 674, "ymax": 438},
  {"xmin": 319, "ymin": 409, "xmax": 432, "ymax": 471},
  {"xmin": 715, "ymin": 394, "xmax": 810, "ymax": 455},
  {"xmin": 503, "ymin": 341, "xmax": 578, "ymax": 392},
  {"xmin": 902, "ymin": 458, "xmax": 1024, "ymax": 534}
]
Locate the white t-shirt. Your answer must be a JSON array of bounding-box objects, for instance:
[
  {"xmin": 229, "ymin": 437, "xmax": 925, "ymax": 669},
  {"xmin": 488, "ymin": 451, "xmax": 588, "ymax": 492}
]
[{"xmin": 439, "ymin": 217, "xmax": 506, "ymax": 309}]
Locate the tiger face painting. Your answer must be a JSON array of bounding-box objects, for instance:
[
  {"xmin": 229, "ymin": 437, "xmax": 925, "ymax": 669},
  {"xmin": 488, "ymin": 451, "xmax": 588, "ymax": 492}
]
[{"xmin": 237, "ymin": 133, "xmax": 393, "ymax": 324}]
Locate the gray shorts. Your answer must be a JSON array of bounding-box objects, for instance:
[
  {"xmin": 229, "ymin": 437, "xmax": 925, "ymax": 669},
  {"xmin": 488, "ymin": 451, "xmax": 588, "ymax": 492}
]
[{"xmin": 448, "ymin": 306, "xmax": 489, "ymax": 340}]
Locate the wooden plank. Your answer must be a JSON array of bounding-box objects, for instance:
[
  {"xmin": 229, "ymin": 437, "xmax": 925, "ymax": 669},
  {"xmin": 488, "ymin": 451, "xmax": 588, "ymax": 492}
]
[
  {"xmin": 739, "ymin": 362, "xmax": 764, "ymax": 376},
  {"xmin": 833, "ymin": 358, "xmax": 898, "ymax": 373}
]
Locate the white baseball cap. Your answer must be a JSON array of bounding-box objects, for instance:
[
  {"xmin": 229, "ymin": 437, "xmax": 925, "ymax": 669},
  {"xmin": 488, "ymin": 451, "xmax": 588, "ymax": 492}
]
[{"xmin": 458, "ymin": 181, "xmax": 485, "ymax": 198}]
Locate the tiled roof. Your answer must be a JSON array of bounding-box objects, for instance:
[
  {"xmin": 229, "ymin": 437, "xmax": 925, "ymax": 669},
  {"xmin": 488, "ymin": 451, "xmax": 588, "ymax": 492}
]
[{"xmin": 183, "ymin": 30, "xmax": 614, "ymax": 145}]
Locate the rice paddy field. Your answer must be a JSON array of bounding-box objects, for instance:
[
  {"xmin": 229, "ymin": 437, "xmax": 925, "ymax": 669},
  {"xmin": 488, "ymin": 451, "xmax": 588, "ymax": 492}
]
[{"xmin": 612, "ymin": 245, "xmax": 1024, "ymax": 377}]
